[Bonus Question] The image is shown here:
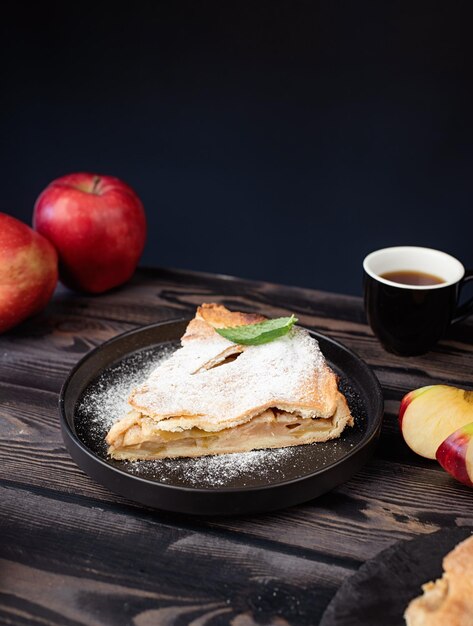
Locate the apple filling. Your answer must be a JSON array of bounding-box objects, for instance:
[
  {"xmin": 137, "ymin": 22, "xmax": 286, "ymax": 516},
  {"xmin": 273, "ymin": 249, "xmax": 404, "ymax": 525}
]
[{"xmin": 107, "ymin": 402, "xmax": 349, "ymax": 460}]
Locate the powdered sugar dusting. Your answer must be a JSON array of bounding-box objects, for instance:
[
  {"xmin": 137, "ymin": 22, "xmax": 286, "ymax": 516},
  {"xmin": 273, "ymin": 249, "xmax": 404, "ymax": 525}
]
[
  {"xmin": 131, "ymin": 328, "xmax": 329, "ymax": 431},
  {"xmin": 123, "ymin": 447, "xmax": 296, "ymax": 487},
  {"xmin": 77, "ymin": 346, "xmax": 175, "ymax": 440}
]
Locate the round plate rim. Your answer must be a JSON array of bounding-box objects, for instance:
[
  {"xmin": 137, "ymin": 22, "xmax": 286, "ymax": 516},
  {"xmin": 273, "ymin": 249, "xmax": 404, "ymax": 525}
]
[{"xmin": 59, "ymin": 318, "xmax": 384, "ymax": 495}]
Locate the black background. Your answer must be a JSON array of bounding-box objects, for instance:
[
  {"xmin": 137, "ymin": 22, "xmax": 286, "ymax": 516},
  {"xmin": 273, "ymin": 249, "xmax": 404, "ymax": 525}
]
[{"xmin": 1, "ymin": 1, "xmax": 472, "ymax": 295}]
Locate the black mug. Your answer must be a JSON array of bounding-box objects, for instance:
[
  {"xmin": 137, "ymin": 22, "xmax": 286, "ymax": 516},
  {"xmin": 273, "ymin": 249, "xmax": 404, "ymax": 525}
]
[{"xmin": 363, "ymin": 246, "xmax": 473, "ymax": 356}]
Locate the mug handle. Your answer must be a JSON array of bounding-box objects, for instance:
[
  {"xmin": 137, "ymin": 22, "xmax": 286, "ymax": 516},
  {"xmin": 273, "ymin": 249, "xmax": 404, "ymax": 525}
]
[{"xmin": 453, "ymin": 269, "xmax": 473, "ymax": 324}]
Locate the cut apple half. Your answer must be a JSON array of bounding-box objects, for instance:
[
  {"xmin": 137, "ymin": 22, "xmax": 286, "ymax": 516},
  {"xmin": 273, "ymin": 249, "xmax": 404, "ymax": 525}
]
[
  {"xmin": 399, "ymin": 385, "xmax": 473, "ymax": 459},
  {"xmin": 436, "ymin": 422, "xmax": 473, "ymax": 487}
]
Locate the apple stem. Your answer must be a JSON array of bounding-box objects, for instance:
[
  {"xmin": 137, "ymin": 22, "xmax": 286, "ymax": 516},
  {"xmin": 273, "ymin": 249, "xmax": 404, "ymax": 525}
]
[{"xmin": 92, "ymin": 176, "xmax": 101, "ymax": 194}]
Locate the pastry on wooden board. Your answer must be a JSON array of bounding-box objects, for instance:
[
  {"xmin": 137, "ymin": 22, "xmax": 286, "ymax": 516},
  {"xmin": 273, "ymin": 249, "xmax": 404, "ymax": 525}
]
[{"xmin": 405, "ymin": 534, "xmax": 473, "ymax": 626}]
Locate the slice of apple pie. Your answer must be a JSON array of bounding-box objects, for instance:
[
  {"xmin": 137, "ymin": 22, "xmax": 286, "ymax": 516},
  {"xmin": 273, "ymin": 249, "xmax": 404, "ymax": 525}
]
[{"xmin": 106, "ymin": 303, "xmax": 354, "ymax": 460}]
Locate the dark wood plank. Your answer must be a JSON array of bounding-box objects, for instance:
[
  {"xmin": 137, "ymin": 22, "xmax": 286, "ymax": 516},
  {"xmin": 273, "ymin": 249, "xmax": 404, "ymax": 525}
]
[
  {"xmin": 1, "ymin": 266, "xmax": 473, "ymax": 625},
  {"xmin": 3, "ymin": 389, "xmax": 472, "ymax": 564},
  {"xmin": 0, "ymin": 484, "xmax": 349, "ymax": 626}
]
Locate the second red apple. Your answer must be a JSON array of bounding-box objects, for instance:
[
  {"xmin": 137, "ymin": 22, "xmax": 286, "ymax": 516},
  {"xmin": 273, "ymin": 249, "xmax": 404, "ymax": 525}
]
[
  {"xmin": 33, "ymin": 173, "xmax": 146, "ymax": 293},
  {"xmin": 437, "ymin": 423, "xmax": 473, "ymax": 487},
  {"xmin": 0, "ymin": 213, "xmax": 58, "ymax": 333}
]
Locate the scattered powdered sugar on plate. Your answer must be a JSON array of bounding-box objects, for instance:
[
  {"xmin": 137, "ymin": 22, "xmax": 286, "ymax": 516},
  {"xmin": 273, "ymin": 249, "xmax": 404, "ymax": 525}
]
[
  {"xmin": 122, "ymin": 446, "xmax": 296, "ymax": 488},
  {"xmin": 76, "ymin": 346, "xmax": 175, "ymax": 447}
]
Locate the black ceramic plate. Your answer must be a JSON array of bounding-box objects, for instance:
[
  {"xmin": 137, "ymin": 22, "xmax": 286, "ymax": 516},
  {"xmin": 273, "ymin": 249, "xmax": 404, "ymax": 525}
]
[
  {"xmin": 59, "ymin": 319, "xmax": 383, "ymax": 515},
  {"xmin": 320, "ymin": 526, "xmax": 473, "ymax": 626}
]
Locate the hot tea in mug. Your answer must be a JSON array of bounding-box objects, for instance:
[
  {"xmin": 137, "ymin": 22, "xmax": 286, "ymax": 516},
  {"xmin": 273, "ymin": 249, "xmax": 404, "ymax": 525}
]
[{"xmin": 363, "ymin": 246, "xmax": 473, "ymax": 356}]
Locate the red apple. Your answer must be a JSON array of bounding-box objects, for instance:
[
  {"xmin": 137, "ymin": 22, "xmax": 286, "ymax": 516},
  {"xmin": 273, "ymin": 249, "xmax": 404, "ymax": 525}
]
[
  {"xmin": 33, "ymin": 173, "xmax": 146, "ymax": 293},
  {"xmin": 436, "ymin": 422, "xmax": 473, "ymax": 487},
  {"xmin": 399, "ymin": 385, "xmax": 473, "ymax": 459},
  {"xmin": 0, "ymin": 213, "xmax": 58, "ymax": 333}
]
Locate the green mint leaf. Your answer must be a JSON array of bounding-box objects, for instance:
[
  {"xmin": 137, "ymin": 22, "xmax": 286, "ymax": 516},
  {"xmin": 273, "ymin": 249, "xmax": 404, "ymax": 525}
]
[{"xmin": 215, "ymin": 315, "xmax": 298, "ymax": 345}]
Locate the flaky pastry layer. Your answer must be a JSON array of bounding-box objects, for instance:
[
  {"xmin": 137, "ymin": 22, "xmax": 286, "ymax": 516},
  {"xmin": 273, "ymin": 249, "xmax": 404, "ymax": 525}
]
[{"xmin": 127, "ymin": 304, "xmax": 340, "ymax": 432}]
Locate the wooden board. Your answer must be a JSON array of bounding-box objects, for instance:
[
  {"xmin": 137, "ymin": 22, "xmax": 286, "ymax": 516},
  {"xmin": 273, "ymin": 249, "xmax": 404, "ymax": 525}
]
[
  {"xmin": 320, "ymin": 526, "xmax": 473, "ymax": 626},
  {"xmin": 1, "ymin": 267, "xmax": 473, "ymax": 625}
]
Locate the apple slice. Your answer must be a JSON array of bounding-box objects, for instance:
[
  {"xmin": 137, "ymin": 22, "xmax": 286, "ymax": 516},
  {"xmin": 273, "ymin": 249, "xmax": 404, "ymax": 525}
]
[
  {"xmin": 436, "ymin": 423, "xmax": 473, "ymax": 487},
  {"xmin": 399, "ymin": 385, "xmax": 473, "ymax": 459}
]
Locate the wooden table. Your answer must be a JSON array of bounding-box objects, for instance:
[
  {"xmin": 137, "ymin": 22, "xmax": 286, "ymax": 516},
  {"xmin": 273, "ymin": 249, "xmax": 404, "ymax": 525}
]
[{"xmin": 2, "ymin": 267, "xmax": 473, "ymax": 626}]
